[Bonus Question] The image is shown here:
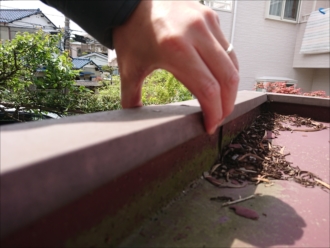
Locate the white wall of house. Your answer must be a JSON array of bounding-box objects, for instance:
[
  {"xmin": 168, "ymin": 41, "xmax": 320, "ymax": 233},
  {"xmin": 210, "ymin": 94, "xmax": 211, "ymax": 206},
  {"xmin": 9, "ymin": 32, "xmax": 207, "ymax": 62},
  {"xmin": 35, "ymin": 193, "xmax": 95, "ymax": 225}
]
[
  {"xmin": 311, "ymin": 69, "xmax": 330, "ymax": 95},
  {"xmin": 1, "ymin": 26, "xmax": 43, "ymax": 40},
  {"xmin": 7, "ymin": 14, "xmax": 56, "ymax": 34},
  {"xmin": 213, "ymin": 0, "xmax": 329, "ymax": 93},
  {"xmin": 292, "ymin": 68, "xmax": 314, "ymax": 93},
  {"xmin": 215, "ymin": 1, "xmax": 300, "ymax": 90},
  {"xmin": 0, "ymin": 26, "xmax": 10, "ymax": 40},
  {"xmin": 9, "ymin": 14, "xmax": 55, "ymax": 31},
  {"xmin": 293, "ymin": 0, "xmax": 330, "ymax": 68},
  {"xmin": 84, "ymin": 65, "xmax": 101, "ymax": 77},
  {"xmin": 293, "ymin": 22, "xmax": 330, "ymax": 68},
  {"xmin": 1, "ymin": 13, "xmax": 57, "ymax": 40},
  {"xmin": 108, "ymin": 49, "xmax": 117, "ymax": 64}
]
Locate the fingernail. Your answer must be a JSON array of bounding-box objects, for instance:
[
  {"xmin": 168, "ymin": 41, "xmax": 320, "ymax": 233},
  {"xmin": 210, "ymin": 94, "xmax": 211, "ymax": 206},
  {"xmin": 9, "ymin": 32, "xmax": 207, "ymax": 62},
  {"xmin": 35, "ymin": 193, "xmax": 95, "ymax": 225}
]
[
  {"xmin": 208, "ymin": 119, "xmax": 224, "ymax": 135},
  {"xmin": 208, "ymin": 124, "xmax": 219, "ymax": 135}
]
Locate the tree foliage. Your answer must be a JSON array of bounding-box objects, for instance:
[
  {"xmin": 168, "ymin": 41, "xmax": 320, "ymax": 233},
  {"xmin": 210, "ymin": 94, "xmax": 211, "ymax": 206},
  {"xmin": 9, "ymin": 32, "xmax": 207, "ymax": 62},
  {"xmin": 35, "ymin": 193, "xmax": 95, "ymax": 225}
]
[
  {"xmin": 142, "ymin": 70, "xmax": 193, "ymax": 105},
  {"xmin": 0, "ymin": 30, "xmax": 86, "ymax": 116},
  {"xmin": 0, "ymin": 31, "xmax": 193, "ymax": 123},
  {"xmin": 101, "ymin": 65, "xmax": 115, "ymax": 74},
  {"xmin": 98, "ymin": 70, "xmax": 193, "ymax": 109}
]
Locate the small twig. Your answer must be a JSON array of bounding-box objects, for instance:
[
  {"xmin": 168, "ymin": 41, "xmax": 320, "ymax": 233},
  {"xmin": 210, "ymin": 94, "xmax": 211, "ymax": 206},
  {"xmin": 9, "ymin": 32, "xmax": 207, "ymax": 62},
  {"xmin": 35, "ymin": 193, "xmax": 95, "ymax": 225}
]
[
  {"xmin": 210, "ymin": 163, "xmax": 221, "ymax": 174},
  {"xmin": 238, "ymin": 168, "xmax": 258, "ymax": 173},
  {"xmin": 314, "ymin": 179, "xmax": 330, "ymax": 189},
  {"xmin": 283, "ymin": 152, "xmax": 291, "ymax": 157},
  {"xmin": 222, "ymin": 194, "xmax": 261, "ymax": 207},
  {"xmin": 238, "ymin": 153, "xmax": 264, "ymax": 161},
  {"xmin": 252, "ymin": 175, "xmax": 272, "ymax": 185},
  {"xmin": 268, "ymin": 142, "xmax": 272, "ymax": 150},
  {"xmin": 292, "ymin": 126, "xmax": 327, "ymax": 132},
  {"xmin": 226, "ymin": 171, "xmax": 230, "ymax": 182}
]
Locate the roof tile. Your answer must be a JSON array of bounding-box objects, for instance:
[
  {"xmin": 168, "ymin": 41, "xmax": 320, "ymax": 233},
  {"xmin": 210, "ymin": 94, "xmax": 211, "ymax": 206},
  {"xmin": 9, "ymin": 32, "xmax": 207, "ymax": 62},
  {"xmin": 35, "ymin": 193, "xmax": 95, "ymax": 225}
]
[
  {"xmin": 0, "ymin": 9, "xmax": 40, "ymax": 23},
  {"xmin": 71, "ymin": 58, "xmax": 92, "ymax": 69}
]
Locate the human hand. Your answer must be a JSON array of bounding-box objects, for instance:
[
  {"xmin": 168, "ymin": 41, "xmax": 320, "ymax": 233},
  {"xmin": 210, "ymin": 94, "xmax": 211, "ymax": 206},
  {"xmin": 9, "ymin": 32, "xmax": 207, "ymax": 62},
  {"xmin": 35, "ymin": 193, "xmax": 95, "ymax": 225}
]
[{"xmin": 113, "ymin": 0, "xmax": 239, "ymax": 134}]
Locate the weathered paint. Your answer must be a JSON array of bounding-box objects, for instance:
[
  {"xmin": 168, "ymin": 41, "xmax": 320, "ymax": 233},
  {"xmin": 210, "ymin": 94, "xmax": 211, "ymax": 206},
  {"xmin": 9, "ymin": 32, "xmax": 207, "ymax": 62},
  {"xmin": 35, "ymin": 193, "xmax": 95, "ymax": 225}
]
[
  {"xmin": 1, "ymin": 129, "xmax": 219, "ymax": 248},
  {"xmin": 66, "ymin": 145, "xmax": 218, "ymax": 247},
  {"xmin": 118, "ymin": 180, "xmax": 301, "ymax": 248},
  {"xmin": 1, "ymin": 105, "xmax": 265, "ymax": 248},
  {"xmin": 119, "ymin": 113, "xmax": 330, "ymax": 248}
]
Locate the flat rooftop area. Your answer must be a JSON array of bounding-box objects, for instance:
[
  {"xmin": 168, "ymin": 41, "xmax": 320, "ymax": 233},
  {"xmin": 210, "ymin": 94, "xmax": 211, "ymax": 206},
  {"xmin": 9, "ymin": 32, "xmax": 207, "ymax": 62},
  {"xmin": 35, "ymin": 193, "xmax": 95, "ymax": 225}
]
[{"xmin": 119, "ymin": 122, "xmax": 330, "ymax": 247}]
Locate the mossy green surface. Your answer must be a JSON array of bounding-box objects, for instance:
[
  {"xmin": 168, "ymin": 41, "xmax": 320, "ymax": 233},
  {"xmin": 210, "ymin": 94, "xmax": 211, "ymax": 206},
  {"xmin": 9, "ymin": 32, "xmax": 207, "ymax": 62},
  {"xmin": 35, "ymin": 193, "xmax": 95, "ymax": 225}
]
[
  {"xmin": 66, "ymin": 145, "xmax": 218, "ymax": 247},
  {"xmin": 66, "ymin": 108, "xmax": 261, "ymax": 247},
  {"xmin": 221, "ymin": 133, "xmax": 238, "ymax": 150},
  {"xmin": 118, "ymin": 179, "xmax": 301, "ymax": 248}
]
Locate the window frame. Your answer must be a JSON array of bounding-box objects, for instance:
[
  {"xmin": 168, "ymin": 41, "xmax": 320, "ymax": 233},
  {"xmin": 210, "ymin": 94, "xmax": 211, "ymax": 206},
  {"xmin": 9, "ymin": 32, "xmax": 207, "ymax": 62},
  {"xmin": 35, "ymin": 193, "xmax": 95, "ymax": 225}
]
[
  {"xmin": 203, "ymin": 0, "xmax": 233, "ymax": 12},
  {"xmin": 265, "ymin": 0, "xmax": 301, "ymax": 24}
]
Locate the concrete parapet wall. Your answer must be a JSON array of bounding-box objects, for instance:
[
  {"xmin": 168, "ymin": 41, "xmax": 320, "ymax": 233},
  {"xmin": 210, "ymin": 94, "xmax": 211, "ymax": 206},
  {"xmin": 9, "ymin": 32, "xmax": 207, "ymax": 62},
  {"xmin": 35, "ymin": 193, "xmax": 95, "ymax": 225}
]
[{"xmin": 1, "ymin": 91, "xmax": 328, "ymax": 246}]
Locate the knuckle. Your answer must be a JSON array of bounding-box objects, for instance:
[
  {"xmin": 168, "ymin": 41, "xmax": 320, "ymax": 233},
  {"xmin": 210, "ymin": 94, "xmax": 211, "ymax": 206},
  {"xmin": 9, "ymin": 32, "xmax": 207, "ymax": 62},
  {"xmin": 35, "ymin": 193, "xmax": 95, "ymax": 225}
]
[
  {"xmin": 200, "ymin": 80, "xmax": 219, "ymax": 99},
  {"xmin": 189, "ymin": 15, "xmax": 207, "ymax": 31},
  {"xmin": 230, "ymin": 71, "xmax": 240, "ymax": 86},
  {"xmin": 204, "ymin": 8, "xmax": 220, "ymax": 26},
  {"xmin": 159, "ymin": 34, "xmax": 186, "ymax": 52}
]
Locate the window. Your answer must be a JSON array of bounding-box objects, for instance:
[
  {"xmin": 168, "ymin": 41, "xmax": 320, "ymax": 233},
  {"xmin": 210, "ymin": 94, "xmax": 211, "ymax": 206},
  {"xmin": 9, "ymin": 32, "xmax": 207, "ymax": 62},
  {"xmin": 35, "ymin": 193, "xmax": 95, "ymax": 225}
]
[
  {"xmin": 204, "ymin": 0, "xmax": 232, "ymax": 12},
  {"xmin": 266, "ymin": 0, "xmax": 301, "ymax": 22}
]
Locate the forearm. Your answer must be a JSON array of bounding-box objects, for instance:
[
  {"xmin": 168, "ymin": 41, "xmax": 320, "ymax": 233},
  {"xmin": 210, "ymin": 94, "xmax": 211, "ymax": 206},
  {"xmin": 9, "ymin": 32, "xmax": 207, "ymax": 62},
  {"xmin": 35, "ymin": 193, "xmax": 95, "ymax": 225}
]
[{"xmin": 41, "ymin": 0, "xmax": 140, "ymax": 49}]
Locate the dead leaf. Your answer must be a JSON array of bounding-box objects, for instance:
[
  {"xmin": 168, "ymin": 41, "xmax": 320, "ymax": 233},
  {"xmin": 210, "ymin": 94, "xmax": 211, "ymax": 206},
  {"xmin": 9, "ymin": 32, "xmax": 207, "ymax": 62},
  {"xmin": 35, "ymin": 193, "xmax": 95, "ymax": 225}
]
[
  {"xmin": 229, "ymin": 205, "xmax": 259, "ymax": 220},
  {"xmin": 229, "ymin": 144, "xmax": 243, "ymax": 149}
]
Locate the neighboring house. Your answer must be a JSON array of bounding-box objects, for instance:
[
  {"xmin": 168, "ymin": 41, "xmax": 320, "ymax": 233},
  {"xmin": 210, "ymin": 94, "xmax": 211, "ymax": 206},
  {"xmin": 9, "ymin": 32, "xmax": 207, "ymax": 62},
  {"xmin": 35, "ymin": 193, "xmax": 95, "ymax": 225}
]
[
  {"xmin": 79, "ymin": 52, "xmax": 108, "ymax": 67},
  {"xmin": 0, "ymin": 9, "xmax": 58, "ymax": 40},
  {"xmin": 203, "ymin": 0, "xmax": 329, "ymax": 94},
  {"xmin": 70, "ymin": 41, "xmax": 83, "ymax": 57},
  {"xmin": 69, "ymin": 34, "xmax": 108, "ymax": 57},
  {"xmin": 71, "ymin": 57, "xmax": 102, "ymax": 80}
]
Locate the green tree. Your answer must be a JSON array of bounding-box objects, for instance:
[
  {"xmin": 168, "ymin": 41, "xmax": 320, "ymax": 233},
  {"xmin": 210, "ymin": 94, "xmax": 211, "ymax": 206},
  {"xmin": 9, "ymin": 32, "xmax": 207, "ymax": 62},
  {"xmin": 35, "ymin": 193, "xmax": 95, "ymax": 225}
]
[
  {"xmin": 98, "ymin": 70, "xmax": 193, "ymax": 108},
  {"xmin": 0, "ymin": 31, "xmax": 193, "ymax": 123},
  {"xmin": 0, "ymin": 30, "xmax": 95, "ymax": 118},
  {"xmin": 142, "ymin": 70, "xmax": 193, "ymax": 105},
  {"xmin": 101, "ymin": 65, "xmax": 117, "ymax": 84}
]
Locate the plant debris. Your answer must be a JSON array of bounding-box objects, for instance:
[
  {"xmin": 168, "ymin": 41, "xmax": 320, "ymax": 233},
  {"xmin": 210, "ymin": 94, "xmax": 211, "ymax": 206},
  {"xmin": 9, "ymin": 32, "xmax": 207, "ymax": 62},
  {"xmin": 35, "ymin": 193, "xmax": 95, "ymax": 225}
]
[
  {"xmin": 221, "ymin": 194, "xmax": 261, "ymax": 207},
  {"xmin": 206, "ymin": 111, "xmax": 329, "ymax": 190},
  {"xmin": 204, "ymin": 171, "xmax": 247, "ymax": 188},
  {"xmin": 229, "ymin": 205, "xmax": 259, "ymax": 220}
]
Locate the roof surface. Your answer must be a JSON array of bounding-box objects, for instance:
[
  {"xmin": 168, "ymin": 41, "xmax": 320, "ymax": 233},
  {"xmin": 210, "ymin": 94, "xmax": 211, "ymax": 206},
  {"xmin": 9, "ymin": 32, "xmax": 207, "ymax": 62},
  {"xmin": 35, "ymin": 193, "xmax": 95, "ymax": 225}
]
[
  {"xmin": 0, "ymin": 9, "xmax": 40, "ymax": 23},
  {"xmin": 71, "ymin": 58, "xmax": 91, "ymax": 69},
  {"xmin": 79, "ymin": 52, "xmax": 108, "ymax": 59},
  {"xmin": 0, "ymin": 9, "xmax": 57, "ymax": 29}
]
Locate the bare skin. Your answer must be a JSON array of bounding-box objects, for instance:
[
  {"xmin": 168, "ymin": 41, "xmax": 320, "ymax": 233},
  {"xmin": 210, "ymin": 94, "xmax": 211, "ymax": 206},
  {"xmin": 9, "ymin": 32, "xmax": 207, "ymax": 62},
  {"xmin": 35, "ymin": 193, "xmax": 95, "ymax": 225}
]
[{"xmin": 113, "ymin": 1, "xmax": 239, "ymax": 134}]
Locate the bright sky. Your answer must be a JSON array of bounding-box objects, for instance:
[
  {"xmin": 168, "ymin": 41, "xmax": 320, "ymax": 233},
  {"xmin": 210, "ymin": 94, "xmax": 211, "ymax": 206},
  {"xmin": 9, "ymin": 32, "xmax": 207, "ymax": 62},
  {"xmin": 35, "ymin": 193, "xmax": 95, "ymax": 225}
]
[{"xmin": 1, "ymin": 0, "xmax": 86, "ymax": 34}]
